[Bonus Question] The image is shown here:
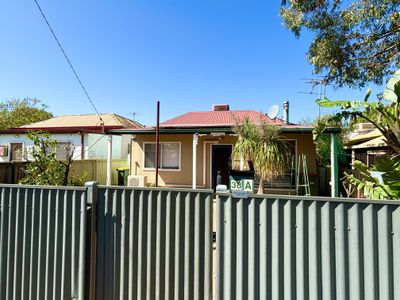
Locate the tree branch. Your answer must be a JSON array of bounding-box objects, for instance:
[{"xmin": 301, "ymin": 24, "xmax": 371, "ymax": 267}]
[{"xmin": 349, "ymin": 44, "xmax": 398, "ymax": 61}]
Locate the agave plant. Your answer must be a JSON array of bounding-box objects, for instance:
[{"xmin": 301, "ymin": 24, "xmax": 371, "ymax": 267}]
[{"xmin": 234, "ymin": 118, "xmax": 288, "ymax": 194}]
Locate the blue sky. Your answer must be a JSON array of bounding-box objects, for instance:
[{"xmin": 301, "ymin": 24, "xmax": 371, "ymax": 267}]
[{"xmin": 0, "ymin": 0, "xmax": 379, "ymax": 125}]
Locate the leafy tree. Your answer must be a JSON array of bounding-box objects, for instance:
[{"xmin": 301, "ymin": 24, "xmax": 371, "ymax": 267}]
[
  {"xmin": 301, "ymin": 114, "xmax": 348, "ymax": 167},
  {"xmin": 233, "ymin": 118, "xmax": 289, "ymax": 194},
  {"xmin": 317, "ymin": 68, "xmax": 400, "ymax": 199},
  {"xmin": 280, "ymin": 0, "xmax": 400, "ymax": 88},
  {"xmin": 318, "ymin": 69, "xmax": 400, "ymax": 155},
  {"xmin": 20, "ymin": 131, "xmax": 85, "ymax": 186},
  {"xmin": 0, "ymin": 98, "xmax": 53, "ymax": 129},
  {"xmin": 343, "ymin": 158, "xmax": 400, "ymax": 200}
]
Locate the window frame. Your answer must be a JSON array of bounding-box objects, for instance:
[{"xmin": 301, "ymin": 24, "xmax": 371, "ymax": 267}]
[
  {"xmin": 55, "ymin": 141, "xmax": 73, "ymax": 161},
  {"xmin": 9, "ymin": 142, "xmax": 24, "ymax": 161},
  {"xmin": 142, "ymin": 142, "xmax": 181, "ymax": 171}
]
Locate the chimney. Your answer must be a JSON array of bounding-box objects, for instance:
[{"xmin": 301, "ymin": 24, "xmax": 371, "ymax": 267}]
[
  {"xmin": 283, "ymin": 101, "xmax": 289, "ymax": 124},
  {"xmin": 212, "ymin": 104, "xmax": 230, "ymax": 111}
]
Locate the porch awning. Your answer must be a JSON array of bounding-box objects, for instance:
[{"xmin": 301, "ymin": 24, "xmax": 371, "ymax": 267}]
[{"xmin": 349, "ymin": 136, "xmax": 387, "ymax": 149}]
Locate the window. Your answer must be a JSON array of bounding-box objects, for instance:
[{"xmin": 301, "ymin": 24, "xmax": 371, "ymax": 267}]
[
  {"xmin": 144, "ymin": 142, "xmax": 180, "ymax": 170},
  {"xmin": 144, "ymin": 143, "xmax": 156, "ymax": 168},
  {"xmin": 0, "ymin": 145, "xmax": 8, "ymax": 157},
  {"xmin": 55, "ymin": 142, "xmax": 73, "ymax": 161},
  {"xmin": 10, "ymin": 143, "xmax": 23, "ymax": 161}
]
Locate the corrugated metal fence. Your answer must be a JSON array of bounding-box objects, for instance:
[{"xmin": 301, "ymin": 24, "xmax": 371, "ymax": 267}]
[
  {"xmin": 0, "ymin": 184, "xmax": 88, "ymax": 300},
  {"xmin": 216, "ymin": 194, "xmax": 400, "ymax": 300},
  {"xmin": 1, "ymin": 183, "xmax": 400, "ymax": 299},
  {"xmin": 95, "ymin": 186, "xmax": 213, "ymax": 300}
]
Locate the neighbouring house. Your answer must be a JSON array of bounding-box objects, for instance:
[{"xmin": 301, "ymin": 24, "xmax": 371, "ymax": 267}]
[
  {"xmin": 344, "ymin": 123, "xmax": 389, "ymax": 198},
  {"xmin": 111, "ymin": 104, "xmax": 321, "ymax": 195},
  {"xmin": 345, "ymin": 123, "xmax": 388, "ymax": 167},
  {"xmin": 0, "ymin": 113, "xmax": 141, "ymax": 162}
]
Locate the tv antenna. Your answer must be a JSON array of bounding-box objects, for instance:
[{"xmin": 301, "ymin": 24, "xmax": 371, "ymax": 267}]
[
  {"xmin": 298, "ymin": 77, "xmax": 331, "ymax": 118},
  {"xmin": 128, "ymin": 112, "xmax": 141, "ymax": 121},
  {"xmin": 266, "ymin": 104, "xmax": 280, "ymax": 120}
]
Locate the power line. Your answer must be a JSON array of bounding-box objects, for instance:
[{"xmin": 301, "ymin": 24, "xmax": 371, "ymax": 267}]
[
  {"xmin": 32, "ymin": 0, "xmax": 104, "ymax": 125},
  {"xmin": 72, "ymin": 134, "xmax": 105, "ymax": 160}
]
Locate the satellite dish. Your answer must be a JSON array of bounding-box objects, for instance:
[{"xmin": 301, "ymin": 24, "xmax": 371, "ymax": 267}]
[{"xmin": 267, "ymin": 104, "xmax": 280, "ymax": 119}]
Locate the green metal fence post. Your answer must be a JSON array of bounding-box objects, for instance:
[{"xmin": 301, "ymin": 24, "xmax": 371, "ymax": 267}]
[
  {"xmin": 85, "ymin": 181, "xmax": 98, "ymax": 300},
  {"xmin": 331, "ymin": 133, "xmax": 339, "ymax": 197}
]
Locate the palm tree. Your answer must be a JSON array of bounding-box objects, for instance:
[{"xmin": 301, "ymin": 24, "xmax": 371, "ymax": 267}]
[{"xmin": 233, "ymin": 118, "xmax": 288, "ymax": 194}]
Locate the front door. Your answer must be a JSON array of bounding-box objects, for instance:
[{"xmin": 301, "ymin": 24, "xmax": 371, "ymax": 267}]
[{"xmin": 211, "ymin": 145, "xmax": 232, "ymax": 190}]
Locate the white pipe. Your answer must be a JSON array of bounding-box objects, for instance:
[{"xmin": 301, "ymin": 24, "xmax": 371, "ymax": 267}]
[
  {"xmin": 192, "ymin": 133, "xmax": 198, "ymax": 189},
  {"xmin": 106, "ymin": 135, "xmax": 113, "ymax": 185}
]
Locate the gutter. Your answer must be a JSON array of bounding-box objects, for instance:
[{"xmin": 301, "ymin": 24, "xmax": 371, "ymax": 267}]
[
  {"xmin": 0, "ymin": 125, "xmax": 126, "ymax": 135},
  {"xmin": 106, "ymin": 126, "xmax": 332, "ymax": 135}
]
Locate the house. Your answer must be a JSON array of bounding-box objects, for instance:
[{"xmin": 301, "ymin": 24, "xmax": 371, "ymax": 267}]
[
  {"xmin": 0, "ymin": 113, "xmax": 141, "ymax": 162},
  {"xmin": 111, "ymin": 103, "xmax": 321, "ymax": 195},
  {"xmin": 344, "ymin": 123, "xmax": 389, "ymax": 198},
  {"xmin": 345, "ymin": 123, "xmax": 388, "ymax": 167}
]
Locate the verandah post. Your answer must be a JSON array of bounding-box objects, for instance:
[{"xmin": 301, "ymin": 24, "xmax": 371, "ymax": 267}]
[{"xmin": 331, "ymin": 133, "xmax": 339, "ymax": 197}]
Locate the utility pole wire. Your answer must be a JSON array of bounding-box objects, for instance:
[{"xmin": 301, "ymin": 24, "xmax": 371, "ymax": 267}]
[{"xmin": 32, "ymin": 0, "xmax": 104, "ymax": 125}]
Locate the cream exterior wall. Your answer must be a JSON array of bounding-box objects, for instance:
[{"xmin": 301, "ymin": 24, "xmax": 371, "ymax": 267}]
[
  {"xmin": 131, "ymin": 134, "xmax": 201, "ymax": 187},
  {"xmin": 131, "ymin": 132, "xmax": 317, "ymax": 190},
  {"xmin": 281, "ymin": 133, "xmax": 317, "ymax": 175}
]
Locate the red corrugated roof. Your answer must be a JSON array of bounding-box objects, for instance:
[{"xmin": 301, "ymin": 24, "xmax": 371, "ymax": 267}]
[{"xmin": 160, "ymin": 110, "xmax": 284, "ymax": 128}]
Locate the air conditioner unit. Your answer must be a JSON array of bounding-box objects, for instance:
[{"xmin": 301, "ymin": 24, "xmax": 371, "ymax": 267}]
[
  {"xmin": 127, "ymin": 175, "xmax": 147, "ymax": 187},
  {"xmin": 356, "ymin": 122, "xmax": 374, "ymax": 132}
]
